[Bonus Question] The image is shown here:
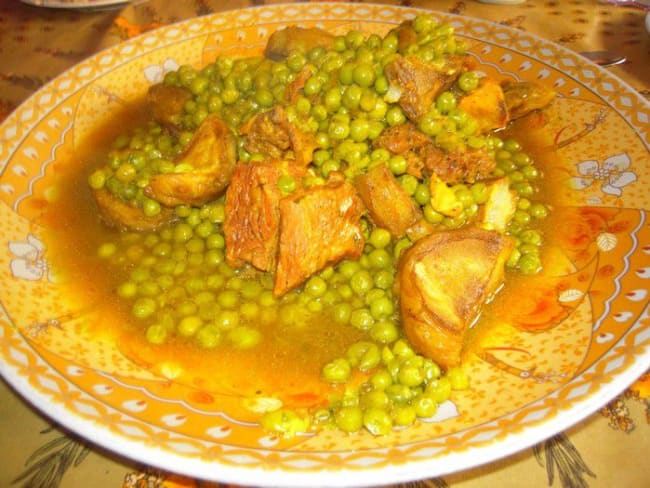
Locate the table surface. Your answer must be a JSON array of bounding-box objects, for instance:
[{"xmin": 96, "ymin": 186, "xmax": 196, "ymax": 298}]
[{"xmin": 1, "ymin": 1, "xmax": 649, "ymax": 487}]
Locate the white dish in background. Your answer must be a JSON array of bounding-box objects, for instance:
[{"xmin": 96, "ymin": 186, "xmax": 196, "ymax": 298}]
[{"xmin": 20, "ymin": 0, "xmax": 129, "ymax": 9}]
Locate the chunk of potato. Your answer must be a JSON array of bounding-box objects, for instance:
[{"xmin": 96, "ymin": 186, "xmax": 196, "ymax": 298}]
[{"xmin": 397, "ymin": 227, "xmax": 514, "ymax": 368}]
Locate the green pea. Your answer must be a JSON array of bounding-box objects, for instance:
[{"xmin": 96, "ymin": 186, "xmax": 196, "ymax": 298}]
[
  {"xmin": 173, "ymin": 223, "xmax": 193, "ymax": 243},
  {"xmin": 414, "ymin": 183, "xmax": 431, "ymax": 206},
  {"xmin": 88, "ymin": 170, "xmax": 106, "ymax": 190},
  {"xmin": 369, "ymin": 296, "xmax": 394, "ymax": 319},
  {"xmin": 361, "ymin": 390, "xmax": 389, "ymax": 410},
  {"xmin": 506, "ymin": 247, "xmax": 522, "ymax": 268},
  {"xmin": 392, "ymin": 339, "xmax": 414, "ymax": 358},
  {"xmin": 369, "ymin": 228, "xmax": 391, "ymax": 249},
  {"xmin": 426, "ymin": 377, "xmax": 452, "ymax": 403},
  {"xmin": 206, "ymin": 273, "xmax": 225, "ymax": 290},
  {"xmin": 215, "ymin": 310, "xmax": 239, "ymax": 329},
  {"xmin": 512, "ymin": 181, "xmax": 535, "ymax": 197},
  {"xmin": 305, "ymin": 276, "xmax": 327, "ymax": 297},
  {"xmin": 178, "ymin": 315, "xmax": 203, "ymax": 337},
  {"xmin": 224, "ymin": 277, "xmax": 243, "ymax": 291},
  {"xmin": 385, "ymin": 383, "xmax": 414, "ymax": 404},
  {"xmin": 227, "ymin": 326, "xmax": 262, "ymax": 349},
  {"xmin": 512, "ymin": 151, "xmax": 531, "ymax": 167},
  {"xmin": 513, "ymin": 210, "xmax": 531, "ymax": 226},
  {"xmin": 522, "ymin": 165, "xmax": 539, "ymax": 180},
  {"xmin": 370, "ymin": 320, "xmax": 399, "ymax": 344},
  {"xmin": 349, "ymin": 308, "xmax": 375, "ymax": 330},
  {"xmin": 418, "ymin": 116, "xmax": 443, "ymax": 136},
  {"xmin": 352, "ymin": 63, "xmax": 375, "ymax": 87},
  {"xmin": 503, "ymin": 138, "xmax": 521, "ymax": 153},
  {"xmin": 350, "ymin": 269, "xmax": 373, "ymax": 295},
  {"xmin": 261, "ymin": 409, "xmax": 309, "ymax": 439},
  {"xmin": 397, "ymin": 363, "xmax": 425, "ymax": 387},
  {"xmin": 206, "ymin": 233, "xmax": 225, "ymax": 250},
  {"xmin": 322, "ymin": 358, "xmax": 351, "ymax": 383},
  {"xmin": 259, "ymin": 290, "xmax": 276, "ymax": 307},
  {"xmin": 413, "ymin": 393, "xmax": 438, "ymax": 418},
  {"xmin": 370, "ymin": 369, "xmax": 393, "ymax": 390},
  {"xmin": 332, "ymin": 303, "xmax": 352, "ymax": 324},
  {"xmin": 347, "ymin": 341, "xmax": 380, "ymax": 371},
  {"xmin": 520, "ymin": 229, "xmax": 542, "ymax": 246},
  {"xmin": 115, "ymin": 163, "xmax": 136, "ymax": 183},
  {"xmin": 374, "ymin": 270, "xmax": 394, "ymax": 290},
  {"xmin": 145, "ymin": 324, "xmax": 168, "ymax": 344},
  {"xmin": 363, "ymin": 407, "xmax": 393, "ymax": 436},
  {"xmin": 205, "ymin": 249, "xmax": 224, "ymax": 267},
  {"xmin": 324, "ymin": 87, "xmax": 342, "ymax": 112},
  {"xmin": 349, "ymin": 118, "xmax": 369, "ymax": 142},
  {"xmin": 368, "ymin": 249, "xmax": 391, "ymax": 269},
  {"xmin": 447, "ymin": 366, "xmax": 470, "ymax": 390},
  {"xmin": 399, "ymin": 174, "xmax": 418, "ymax": 195},
  {"xmin": 97, "ymin": 242, "xmax": 117, "ymax": 259},
  {"xmin": 196, "ymin": 324, "xmax": 222, "ymax": 348},
  {"xmin": 518, "ymin": 253, "xmax": 542, "ymax": 275},
  {"xmin": 342, "ymin": 84, "xmax": 362, "ymax": 110},
  {"xmin": 392, "ymin": 405, "xmax": 417, "ymax": 426},
  {"xmin": 436, "ymin": 91, "xmax": 456, "ymax": 113},
  {"xmin": 374, "ymin": 74, "xmax": 389, "ymax": 94},
  {"xmin": 388, "ymin": 155, "xmax": 407, "ymax": 175},
  {"xmin": 328, "ymin": 120, "xmax": 350, "ymax": 140},
  {"xmin": 217, "ymin": 289, "xmax": 239, "ymax": 309},
  {"xmin": 132, "ymin": 297, "xmax": 157, "ymax": 319},
  {"xmin": 138, "ymin": 281, "xmax": 160, "ymax": 297},
  {"xmin": 239, "ymin": 280, "xmax": 262, "ymax": 300},
  {"xmin": 335, "ymin": 406, "xmax": 363, "ymax": 433},
  {"xmin": 386, "ymin": 106, "xmax": 406, "ymax": 126},
  {"xmin": 458, "ymin": 71, "xmax": 479, "ymax": 92},
  {"xmin": 393, "ymin": 237, "xmax": 413, "ymax": 260},
  {"xmin": 186, "ymin": 237, "xmax": 205, "ymax": 254},
  {"xmin": 155, "ymin": 274, "xmax": 174, "ymax": 290}
]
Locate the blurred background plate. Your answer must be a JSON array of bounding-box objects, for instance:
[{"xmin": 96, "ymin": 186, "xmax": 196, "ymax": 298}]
[{"xmin": 20, "ymin": 0, "xmax": 129, "ymax": 9}]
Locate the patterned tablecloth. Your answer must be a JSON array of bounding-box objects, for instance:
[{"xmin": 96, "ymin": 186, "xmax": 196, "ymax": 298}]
[{"xmin": 0, "ymin": 0, "xmax": 648, "ymax": 487}]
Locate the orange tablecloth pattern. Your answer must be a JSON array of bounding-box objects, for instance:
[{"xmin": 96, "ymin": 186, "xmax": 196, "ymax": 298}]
[{"xmin": 0, "ymin": 1, "xmax": 648, "ymax": 487}]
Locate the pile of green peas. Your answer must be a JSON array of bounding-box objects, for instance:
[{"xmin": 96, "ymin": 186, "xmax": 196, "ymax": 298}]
[
  {"xmin": 265, "ymin": 338, "xmax": 469, "ymax": 436},
  {"xmin": 87, "ymin": 122, "xmax": 189, "ymax": 218},
  {"xmin": 91, "ymin": 13, "xmax": 550, "ymax": 436}
]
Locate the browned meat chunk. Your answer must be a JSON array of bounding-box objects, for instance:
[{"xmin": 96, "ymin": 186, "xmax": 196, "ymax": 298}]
[
  {"xmin": 426, "ymin": 146, "xmax": 496, "ymax": 184},
  {"xmin": 391, "ymin": 20, "xmax": 417, "ymax": 52},
  {"xmin": 397, "ymin": 227, "xmax": 515, "ymax": 368},
  {"xmin": 275, "ymin": 178, "xmax": 365, "ymax": 296},
  {"xmin": 374, "ymin": 123, "xmax": 495, "ymax": 184},
  {"xmin": 265, "ymin": 26, "xmax": 335, "ymax": 61},
  {"xmin": 502, "ymin": 81, "xmax": 556, "ymax": 120},
  {"xmin": 355, "ymin": 163, "xmax": 422, "ymax": 238},
  {"xmin": 224, "ymin": 161, "xmax": 304, "ymax": 272},
  {"xmin": 146, "ymin": 84, "xmax": 192, "ymax": 129},
  {"xmin": 458, "ymin": 79, "xmax": 508, "ymax": 133},
  {"xmin": 145, "ymin": 115, "xmax": 237, "ymax": 207},
  {"xmin": 384, "ymin": 54, "xmax": 465, "ymax": 122},
  {"xmin": 374, "ymin": 122, "xmax": 432, "ymax": 179},
  {"xmin": 285, "ymin": 65, "xmax": 314, "ymax": 104},
  {"xmin": 93, "ymin": 188, "xmax": 173, "ymax": 231},
  {"xmin": 241, "ymin": 106, "xmax": 317, "ymax": 166}
]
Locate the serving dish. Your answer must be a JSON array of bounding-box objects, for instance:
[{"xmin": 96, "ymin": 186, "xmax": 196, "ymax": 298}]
[{"xmin": 0, "ymin": 3, "xmax": 649, "ymax": 486}]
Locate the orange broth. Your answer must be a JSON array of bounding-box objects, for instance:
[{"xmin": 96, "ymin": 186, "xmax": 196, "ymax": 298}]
[{"xmin": 41, "ymin": 101, "xmax": 365, "ymax": 406}]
